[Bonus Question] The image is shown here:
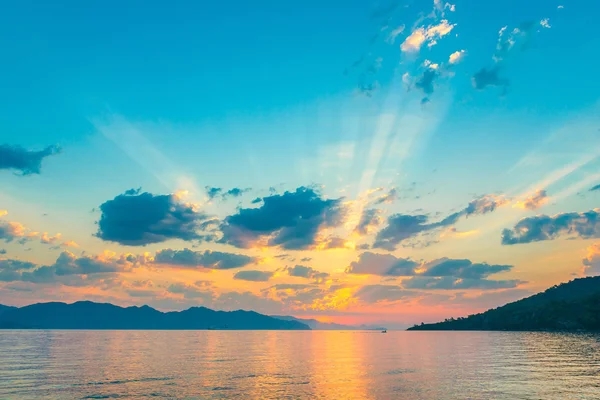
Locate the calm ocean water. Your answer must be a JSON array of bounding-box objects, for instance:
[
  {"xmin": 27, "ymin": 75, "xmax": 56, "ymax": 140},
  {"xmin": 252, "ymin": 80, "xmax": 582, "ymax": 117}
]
[{"xmin": 0, "ymin": 330, "xmax": 599, "ymax": 399}]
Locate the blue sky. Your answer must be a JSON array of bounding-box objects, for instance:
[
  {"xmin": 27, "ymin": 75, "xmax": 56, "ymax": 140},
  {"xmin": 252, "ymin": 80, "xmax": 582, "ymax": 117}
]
[{"xmin": 0, "ymin": 0, "xmax": 599, "ymax": 327}]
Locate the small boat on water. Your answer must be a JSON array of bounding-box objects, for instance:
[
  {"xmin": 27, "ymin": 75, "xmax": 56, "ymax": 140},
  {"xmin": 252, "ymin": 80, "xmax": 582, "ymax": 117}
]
[{"xmin": 381, "ymin": 329, "xmax": 387, "ymax": 333}]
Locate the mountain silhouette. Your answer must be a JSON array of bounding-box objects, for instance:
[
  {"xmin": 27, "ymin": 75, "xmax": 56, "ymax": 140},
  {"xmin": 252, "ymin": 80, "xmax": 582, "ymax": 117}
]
[
  {"xmin": 0, "ymin": 301, "xmax": 310, "ymax": 330},
  {"xmin": 408, "ymin": 276, "xmax": 600, "ymax": 331},
  {"xmin": 0, "ymin": 304, "xmax": 15, "ymax": 317}
]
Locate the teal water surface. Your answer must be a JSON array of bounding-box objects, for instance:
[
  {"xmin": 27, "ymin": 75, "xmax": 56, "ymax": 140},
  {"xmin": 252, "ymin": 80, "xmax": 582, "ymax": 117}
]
[{"xmin": 1, "ymin": 330, "xmax": 599, "ymax": 399}]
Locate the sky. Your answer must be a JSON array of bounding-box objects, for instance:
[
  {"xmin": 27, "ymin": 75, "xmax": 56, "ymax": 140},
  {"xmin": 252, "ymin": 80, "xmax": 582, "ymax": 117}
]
[{"xmin": 1, "ymin": 0, "xmax": 599, "ymax": 328}]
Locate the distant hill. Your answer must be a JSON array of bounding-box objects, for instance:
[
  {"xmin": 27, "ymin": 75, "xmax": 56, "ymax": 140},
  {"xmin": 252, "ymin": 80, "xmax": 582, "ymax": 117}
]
[
  {"xmin": 0, "ymin": 301, "xmax": 310, "ymax": 330},
  {"xmin": 0, "ymin": 304, "xmax": 16, "ymax": 317},
  {"xmin": 408, "ymin": 276, "xmax": 600, "ymax": 331}
]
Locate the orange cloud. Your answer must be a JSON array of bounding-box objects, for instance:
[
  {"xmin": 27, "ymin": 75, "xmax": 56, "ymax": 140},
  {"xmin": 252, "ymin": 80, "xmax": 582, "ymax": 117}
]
[{"xmin": 513, "ymin": 189, "xmax": 548, "ymax": 210}]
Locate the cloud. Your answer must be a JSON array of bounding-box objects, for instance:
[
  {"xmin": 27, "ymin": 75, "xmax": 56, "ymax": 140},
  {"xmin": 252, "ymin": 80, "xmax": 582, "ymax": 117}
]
[
  {"xmin": 167, "ymin": 282, "xmax": 214, "ymax": 300},
  {"xmin": 233, "ymin": 270, "xmax": 274, "ymax": 282},
  {"xmin": 205, "ymin": 186, "xmax": 223, "ymax": 200},
  {"xmin": 420, "ymin": 258, "xmax": 512, "ymax": 279},
  {"xmin": 124, "ymin": 187, "xmax": 141, "ymax": 196},
  {"xmin": 513, "ymin": 189, "xmax": 548, "ymax": 210},
  {"xmin": 155, "ymin": 248, "xmax": 257, "ymax": 270},
  {"xmin": 0, "ymin": 144, "xmax": 61, "ymax": 175},
  {"xmin": 40, "ymin": 232, "xmax": 62, "ymax": 245},
  {"xmin": 386, "ymin": 25, "xmax": 405, "ymax": 44},
  {"xmin": 206, "ymin": 186, "xmax": 250, "ymax": 201},
  {"xmin": 219, "ymin": 186, "xmax": 346, "ymax": 250},
  {"xmin": 96, "ymin": 190, "xmax": 212, "ymax": 246},
  {"xmin": 448, "ymin": 50, "xmax": 465, "ymax": 64},
  {"xmin": 493, "ymin": 22, "xmax": 538, "ymax": 62},
  {"xmin": 502, "ymin": 208, "xmax": 600, "ymax": 245},
  {"xmin": 0, "ymin": 259, "xmax": 38, "ymax": 282},
  {"xmin": 0, "ymin": 251, "xmax": 130, "ymax": 285},
  {"xmin": 590, "ymin": 184, "xmax": 600, "ymax": 192},
  {"xmin": 0, "ymin": 249, "xmax": 6, "ymax": 255},
  {"xmin": 415, "ymin": 68, "xmax": 438, "ymax": 98},
  {"xmin": 373, "ymin": 194, "xmax": 509, "ymax": 251},
  {"xmin": 355, "ymin": 285, "xmax": 417, "ymax": 304},
  {"xmin": 472, "ymin": 67, "xmax": 509, "ymax": 92},
  {"xmin": 346, "ymin": 252, "xmax": 418, "ymax": 276},
  {"xmin": 223, "ymin": 187, "xmax": 250, "ymax": 199},
  {"xmin": 354, "ymin": 209, "xmax": 383, "ymax": 236},
  {"xmin": 403, "ymin": 276, "xmax": 522, "ymax": 290},
  {"xmin": 373, "ymin": 188, "xmax": 398, "ymax": 205},
  {"xmin": 0, "ymin": 220, "xmax": 29, "ymax": 243},
  {"xmin": 465, "ymin": 194, "xmax": 510, "ymax": 215},
  {"xmin": 49, "ymin": 251, "xmax": 125, "ymax": 276},
  {"xmin": 540, "ymin": 18, "xmax": 551, "ymax": 29},
  {"xmin": 322, "ymin": 237, "xmax": 348, "ymax": 249},
  {"xmin": 373, "ymin": 211, "xmax": 461, "ymax": 250},
  {"xmin": 401, "ymin": 20, "xmax": 455, "ymax": 53},
  {"xmin": 583, "ymin": 243, "xmax": 600, "ymax": 276},
  {"xmin": 285, "ymin": 265, "xmax": 330, "ymax": 283}
]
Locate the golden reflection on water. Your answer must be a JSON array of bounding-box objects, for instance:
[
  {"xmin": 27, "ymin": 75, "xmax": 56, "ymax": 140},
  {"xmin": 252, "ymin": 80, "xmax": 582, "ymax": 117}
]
[
  {"xmin": 1, "ymin": 331, "xmax": 600, "ymax": 399},
  {"xmin": 309, "ymin": 331, "xmax": 369, "ymax": 398}
]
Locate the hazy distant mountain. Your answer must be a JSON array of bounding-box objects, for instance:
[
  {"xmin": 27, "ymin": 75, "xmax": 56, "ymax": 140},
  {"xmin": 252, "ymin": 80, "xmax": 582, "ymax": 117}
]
[
  {"xmin": 0, "ymin": 301, "xmax": 310, "ymax": 330},
  {"xmin": 273, "ymin": 315, "xmax": 387, "ymax": 330},
  {"xmin": 408, "ymin": 276, "xmax": 600, "ymax": 331},
  {"xmin": 273, "ymin": 315, "xmax": 356, "ymax": 330}
]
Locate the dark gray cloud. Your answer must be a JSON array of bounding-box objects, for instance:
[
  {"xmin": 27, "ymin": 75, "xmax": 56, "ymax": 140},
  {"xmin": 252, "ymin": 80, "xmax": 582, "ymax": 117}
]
[
  {"xmin": 123, "ymin": 187, "xmax": 141, "ymax": 196},
  {"xmin": 0, "ymin": 252, "xmax": 127, "ymax": 285},
  {"xmin": 415, "ymin": 68, "xmax": 438, "ymax": 97},
  {"xmin": 372, "ymin": 193, "xmax": 511, "ymax": 249},
  {"xmin": 347, "ymin": 254, "xmax": 520, "ymax": 290},
  {"xmin": 354, "ymin": 209, "xmax": 383, "ymax": 236},
  {"xmin": 373, "ymin": 211, "xmax": 461, "ymax": 250},
  {"xmin": 421, "ymin": 258, "xmax": 512, "ymax": 279},
  {"xmin": 206, "ymin": 186, "xmax": 250, "ymax": 201},
  {"xmin": 300, "ymin": 257, "xmax": 312, "ymax": 262},
  {"xmin": 205, "ymin": 186, "xmax": 223, "ymax": 200},
  {"xmin": 50, "ymin": 252, "xmax": 124, "ymax": 276},
  {"xmin": 285, "ymin": 265, "xmax": 329, "ymax": 283},
  {"xmin": 96, "ymin": 190, "xmax": 212, "ymax": 246},
  {"xmin": 233, "ymin": 270, "xmax": 274, "ymax": 282},
  {"xmin": 403, "ymin": 276, "xmax": 522, "ymax": 290},
  {"xmin": 0, "ymin": 144, "xmax": 61, "ymax": 175},
  {"xmin": 0, "ymin": 249, "xmax": 6, "ymax": 255},
  {"xmin": 472, "ymin": 67, "xmax": 509, "ymax": 92},
  {"xmin": 346, "ymin": 252, "xmax": 418, "ymax": 276},
  {"xmin": 502, "ymin": 208, "xmax": 600, "ymax": 245},
  {"xmin": 219, "ymin": 186, "xmax": 346, "ymax": 250},
  {"xmin": 223, "ymin": 188, "xmax": 250, "ymax": 199},
  {"xmin": 155, "ymin": 248, "xmax": 257, "ymax": 270},
  {"xmin": 0, "ymin": 221, "xmax": 25, "ymax": 243},
  {"xmin": 590, "ymin": 184, "xmax": 600, "ymax": 192},
  {"xmin": 465, "ymin": 194, "xmax": 509, "ymax": 216}
]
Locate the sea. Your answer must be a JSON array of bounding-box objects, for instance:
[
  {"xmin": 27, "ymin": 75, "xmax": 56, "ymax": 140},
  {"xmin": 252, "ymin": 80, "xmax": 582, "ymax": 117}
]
[{"xmin": 0, "ymin": 330, "xmax": 599, "ymax": 399}]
